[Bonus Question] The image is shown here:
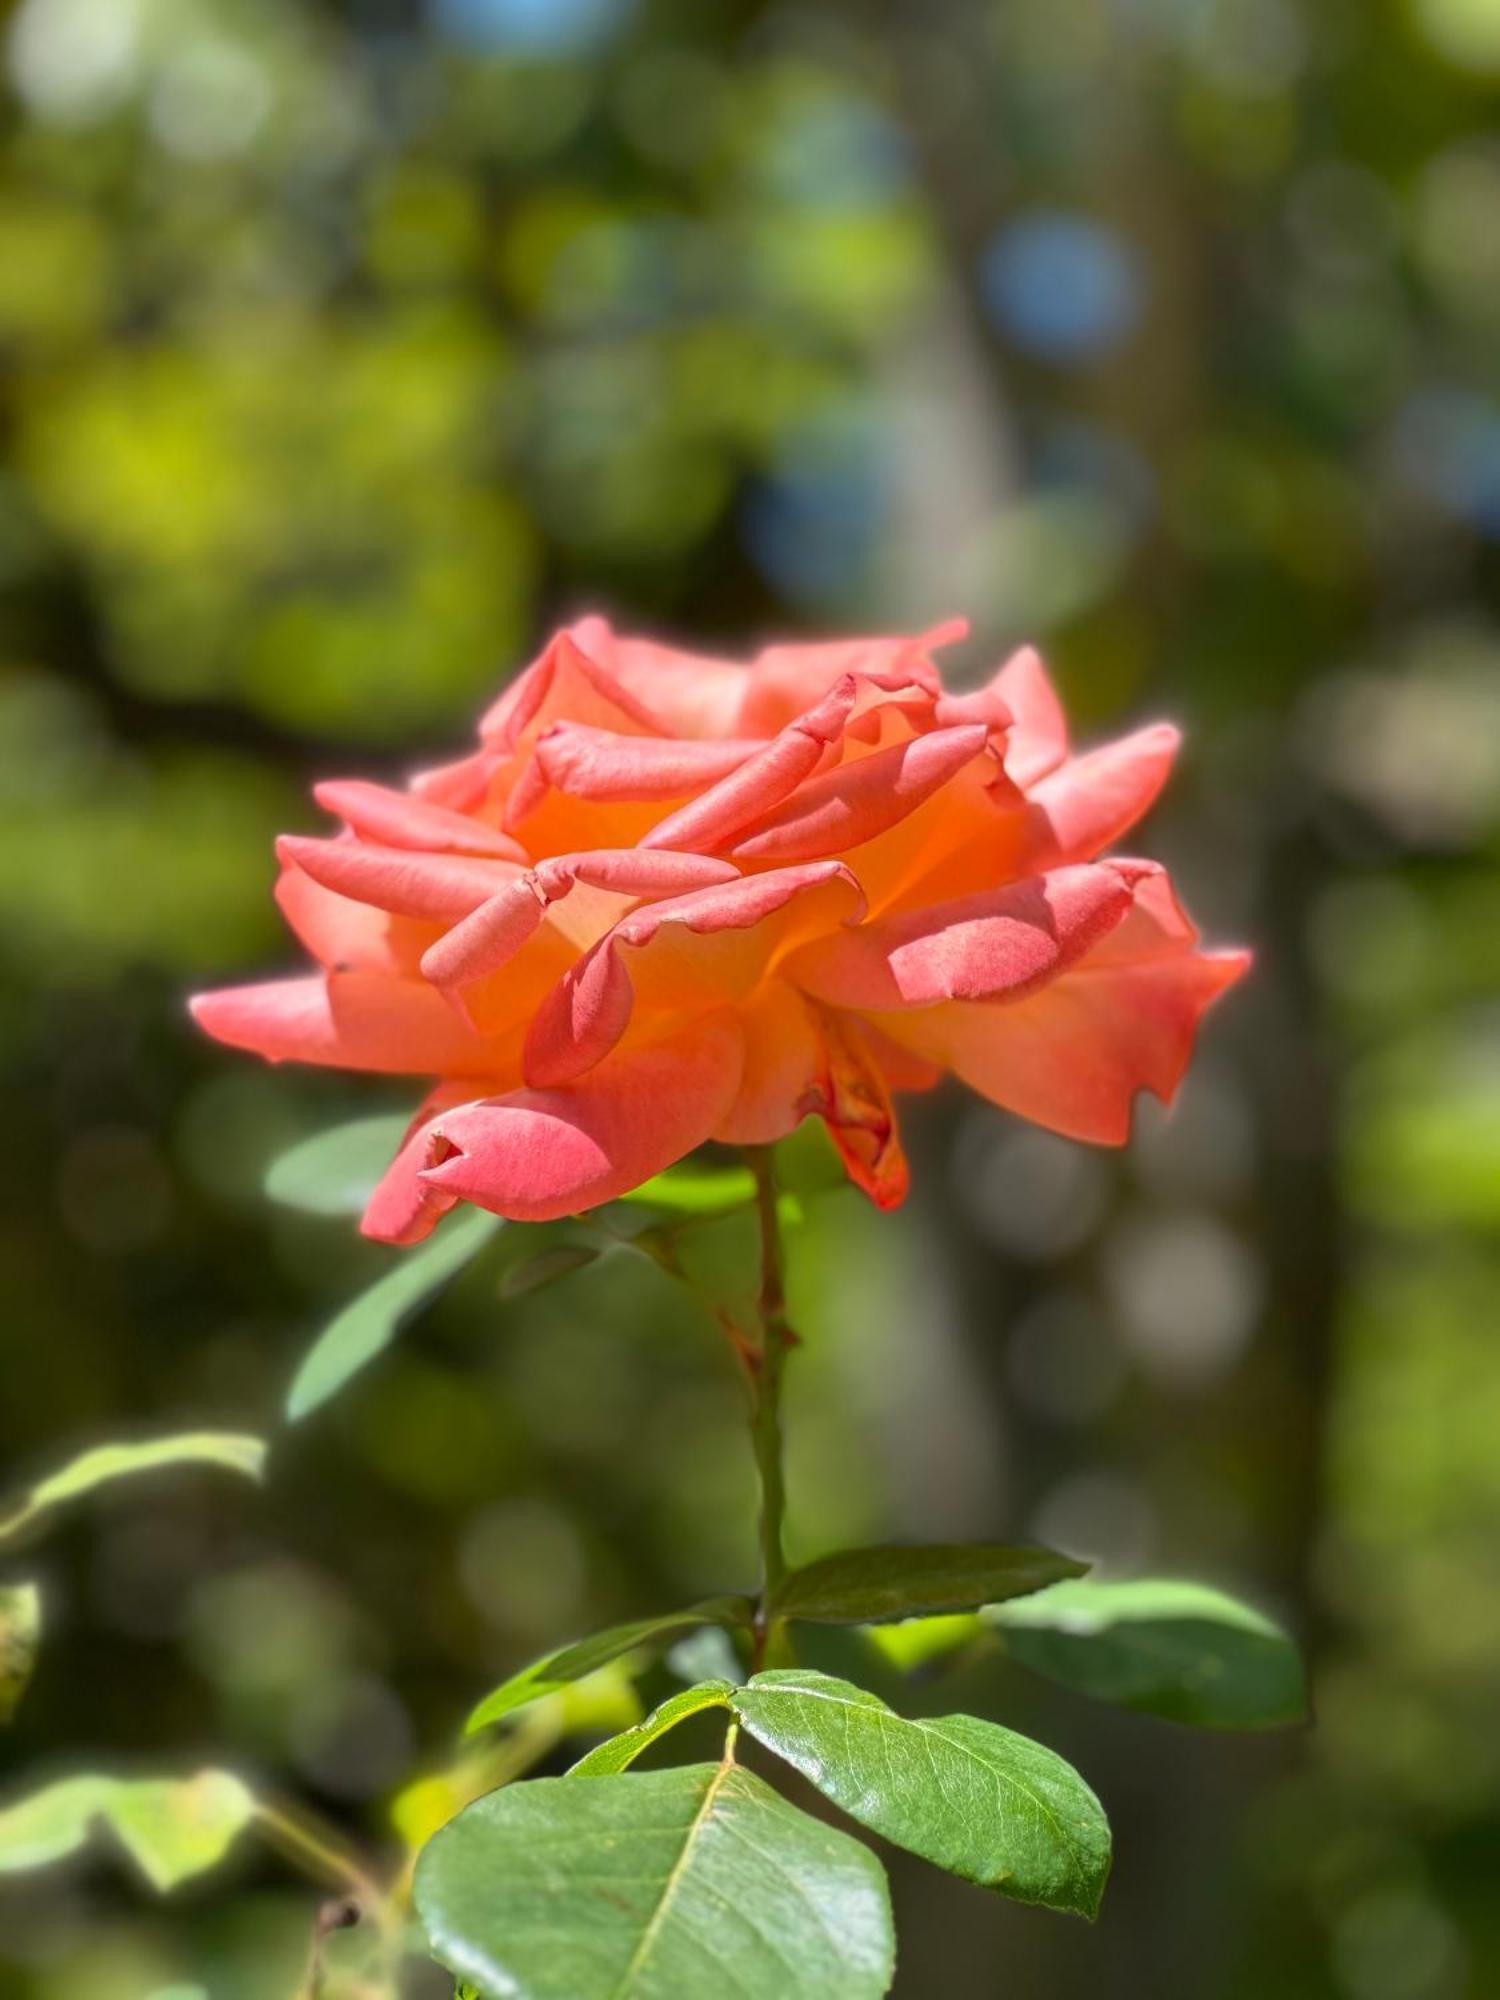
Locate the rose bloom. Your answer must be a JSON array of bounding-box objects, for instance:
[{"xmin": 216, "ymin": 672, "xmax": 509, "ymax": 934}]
[{"xmin": 192, "ymin": 620, "xmax": 1247, "ymax": 1242}]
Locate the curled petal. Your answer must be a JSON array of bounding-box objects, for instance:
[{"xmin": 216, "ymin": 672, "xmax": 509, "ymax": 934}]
[
  {"xmin": 313, "ymin": 779, "xmax": 524, "ymax": 860},
  {"xmin": 878, "ymin": 868, "xmax": 1250, "ymax": 1143},
  {"xmin": 915, "ymin": 957, "xmax": 1247, "ymax": 1142},
  {"xmin": 569, "ymin": 616, "xmax": 751, "ymax": 739},
  {"xmin": 729, "ymin": 723, "xmax": 990, "ymax": 864},
  {"xmin": 189, "ymin": 970, "xmax": 507, "ymax": 1076},
  {"xmin": 420, "ymin": 879, "xmax": 549, "ymax": 994},
  {"xmin": 736, "ymin": 620, "xmax": 967, "ymax": 735},
  {"xmin": 276, "ymin": 836, "xmax": 519, "ymax": 922},
  {"xmin": 361, "ymin": 1083, "xmax": 482, "ymax": 1244},
  {"xmin": 480, "ymin": 627, "xmax": 662, "ymax": 748},
  {"xmin": 934, "ymin": 685, "xmax": 1012, "ymax": 738},
  {"xmin": 525, "ymin": 861, "xmax": 867, "ymax": 1088},
  {"xmin": 993, "ymin": 646, "xmax": 1068, "ymax": 787},
  {"xmin": 808, "ymin": 1008, "xmax": 910, "ymax": 1210},
  {"xmin": 790, "ymin": 863, "xmax": 1139, "ymax": 1011},
  {"xmin": 420, "ymin": 849, "xmax": 741, "ymax": 994},
  {"xmin": 1021, "ymin": 724, "xmax": 1180, "ymax": 868},
  {"xmin": 1084, "ymin": 861, "xmax": 1206, "ymax": 965},
  {"xmin": 406, "ymin": 1016, "xmax": 746, "ymax": 1225},
  {"xmin": 641, "ymin": 676, "xmax": 863, "ymax": 853},
  {"xmin": 532, "ymin": 724, "xmax": 762, "ymax": 803}
]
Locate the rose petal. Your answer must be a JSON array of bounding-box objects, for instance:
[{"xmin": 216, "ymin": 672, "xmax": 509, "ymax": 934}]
[
  {"xmin": 712, "ymin": 983, "xmax": 827, "ymax": 1146},
  {"xmin": 189, "ymin": 970, "xmax": 509, "ymax": 1076},
  {"xmin": 525, "ymin": 861, "xmax": 866, "ymax": 1088},
  {"xmin": 876, "ymin": 869, "xmax": 1249, "ymax": 1143},
  {"xmin": 313, "ymin": 779, "xmax": 524, "ymax": 860},
  {"xmin": 420, "ymin": 849, "xmax": 742, "ymax": 994},
  {"xmin": 857, "ymin": 1020, "xmax": 944, "ymax": 1094},
  {"xmin": 1021, "ymin": 723, "xmax": 1180, "ymax": 867},
  {"xmin": 728, "ymin": 723, "xmax": 990, "ymax": 864},
  {"xmin": 409, "ymin": 746, "xmax": 503, "ymax": 813},
  {"xmin": 917, "ymin": 955, "xmax": 1248, "ymax": 1142},
  {"xmin": 360, "ymin": 1083, "xmax": 482, "ymax": 1244},
  {"xmin": 504, "ymin": 722, "xmax": 761, "ymax": 856},
  {"xmin": 274, "ymin": 868, "xmax": 411, "ymax": 974},
  {"xmin": 571, "ymin": 616, "xmax": 752, "ymax": 739},
  {"xmin": 993, "ymin": 646, "xmax": 1068, "ymax": 787},
  {"xmin": 934, "ymin": 684, "xmax": 1012, "ymax": 738},
  {"xmin": 735, "ymin": 620, "xmax": 967, "ymax": 735},
  {"xmin": 809, "ymin": 1008, "xmax": 910, "ymax": 1210},
  {"xmin": 276, "ymin": 836, "xmax": 520, "ymax": 922},
  {"xmin": 789, "ymin": 863, "xmax": 1139, "ymax": 1010},
  {"xmin": 409, "ymin": 1015, "xmax": 746, "ymax": 1224},
  {"xmin": 480, "ymin": 627, "xmax": 663, "ymax": 748},
  {"xmin": 640, "ymin": 675, "xmax": 863, "ymax": 853},
  {"xmin": 533, "ymin": 724, "xmax": 763, "ymax": 803}
]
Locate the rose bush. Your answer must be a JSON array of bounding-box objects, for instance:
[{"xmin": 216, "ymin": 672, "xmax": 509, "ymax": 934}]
[{"xmin": 192, "ymin": 618, "xmax": 1247, "ymax": 1240}]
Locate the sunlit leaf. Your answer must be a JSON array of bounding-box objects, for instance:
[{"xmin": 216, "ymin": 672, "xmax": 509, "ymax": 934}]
[
  {"xmin": 0, "ymin": 1584, "xmax": 41, "ymax": 1723},
  {"xmin": 465, "ymin": 1598, "xmax": 752, "ymax": 1735},
  {"xmin": 0, "ymin": 1769, "xmax": 257, "ymax": 1891},
  {"xmin": 773, "ymin": 1543, "xmax": 1086, "ymax": 1625},
  {"xmin": 618, "ymin": 1164, "xmax": 757, "ymax": 1214},
  {"xmin": 264, "ymin": 1115, "xmax": 410, "ymax": 1216},
  {"xmin": 415, "ymin": 1763, "xmax": 895, "ymax": 1998},
  {"xmin": 287, "ymin": 1210, "xmax": 502, "ymax": 1422},
  {"xmin": 865, "ymin": 1613, "xmax": 983, "ymax": 1673},
  {"xmin": 568, "ymin": 1680, "xmax": 735, "ymax": 1776},
  {"xmin": 732, "ymin": 1669, "xmax": 1111, "ymax": 1919},
  {"xmin": 0, "ymin": 1434, "xmax": 265, "ymax": 1546},
  {"xmin": 988, "ymin": 1578, "xmax": 1307, "ymax": 1729},
  {"xmin": 390, "ymin": 1665, "xmax": 644, "ymax": 1855}
]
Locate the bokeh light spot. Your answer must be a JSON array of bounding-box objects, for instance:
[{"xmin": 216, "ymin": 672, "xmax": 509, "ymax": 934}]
[{"xmin": 979, "ymin": 211, "xmax": 1144, "ymax": 363}]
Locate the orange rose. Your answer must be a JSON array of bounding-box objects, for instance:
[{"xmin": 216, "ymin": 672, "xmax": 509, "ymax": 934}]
[{"xmin": 191, "ymin": 619, "xmax": 1247, "ymax": 1240}]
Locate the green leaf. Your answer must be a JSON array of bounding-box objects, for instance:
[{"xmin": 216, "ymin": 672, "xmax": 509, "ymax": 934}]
[
  {"xmin": 567, "ymin": 1681, "xmax": 734, "ymax": 1776},
  {"xmin": 866, "ymin": 1613, "xmax": 984, "ymax": 1673},
  {"xmin": 665, "ymin": 1622, "xmax": 745, "ymax": 1687},
  {"xmin": 731, "ymin": 1669, "xmax": 1111, "ymax": 1919},
  {"xmin": 499, "ymin": 1242, "xmax": 601, "ymax": 1299},
  {"xmin": 0, "ymin": 1434, "xmax": 265, "ymax": 1546},
  {"xmin": 465, "ymin": 1598, "xmax": 752, "ymax": 1735},
  {"xmin": 989, "ymin": 1578, "xmax": 1307, "ymax": 1730},
  {"xmin": 415, "ymin": 1762, "xmax": 894, "ymax": 1999},
  {"xmin": 287, "ymin": 1210, "xmax": 502, "ymax": 1422},
  {"xmin": 618, "ymin": 1164, "xmax": 757, "ymax": 1214},
  {"xmin": 263, "ymin": 1115, "xmax": 410, "ymax": 1216},
  {"xmin": 1, "ymin": 1583, "xmax": 41, "ymax": 1723},
  {"xmin": 0, "ymin": 1769, "xmax": 257, "ymax": 1891},
  {"xmin": 772, "ymin": 1543, "xmax": 1087, "ymax": 1625}
]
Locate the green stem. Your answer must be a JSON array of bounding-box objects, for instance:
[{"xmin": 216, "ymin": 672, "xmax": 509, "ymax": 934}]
[
  {"xmin": 256, "ymin": 1799, "xmax": 402, "ymax": 1995},
  {"xmin": 745, "ymin": 1148, "xmax": 795, "ymax": 1670}
]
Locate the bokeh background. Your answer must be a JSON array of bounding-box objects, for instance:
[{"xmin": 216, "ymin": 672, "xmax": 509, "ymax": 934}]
[{"xmin": 3, "ymin": 0, "xmax": 1500, "ymax": 1994}]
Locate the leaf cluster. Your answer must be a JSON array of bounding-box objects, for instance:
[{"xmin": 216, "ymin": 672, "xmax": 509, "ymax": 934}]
[{"xmin": 419, "ymin": 1544, "xmax": 1305, "ymax": 1996}]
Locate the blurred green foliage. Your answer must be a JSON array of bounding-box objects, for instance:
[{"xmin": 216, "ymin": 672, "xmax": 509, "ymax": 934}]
[{"xmin": 1, "ymin": 0, "xmax": 1498, "ymax": 1995}]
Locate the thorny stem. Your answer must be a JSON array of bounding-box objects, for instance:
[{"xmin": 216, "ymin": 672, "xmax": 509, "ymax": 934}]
[{"xmin": 744, "ymin": 1147, "xmax": 796, "ymax": 1672}]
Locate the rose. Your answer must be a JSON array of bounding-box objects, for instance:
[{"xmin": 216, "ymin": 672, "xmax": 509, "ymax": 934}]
[{"xmin": 191, "ymin": 618, "xmax": 1247, "ymax": 1242}]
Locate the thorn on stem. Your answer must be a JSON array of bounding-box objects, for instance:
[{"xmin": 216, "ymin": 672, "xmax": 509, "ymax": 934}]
[{"xmin": 315, "ymin": 1894, "xmax": 363, "ymax": 1938}]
